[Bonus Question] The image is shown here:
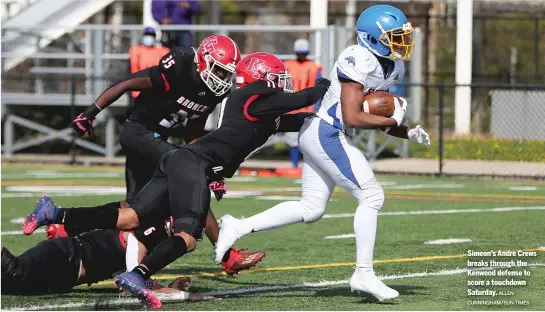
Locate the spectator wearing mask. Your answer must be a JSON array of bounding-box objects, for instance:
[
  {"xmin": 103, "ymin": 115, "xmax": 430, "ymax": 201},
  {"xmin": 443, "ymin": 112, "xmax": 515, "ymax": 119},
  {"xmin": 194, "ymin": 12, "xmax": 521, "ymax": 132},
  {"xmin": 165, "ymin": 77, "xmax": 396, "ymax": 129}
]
[
  {"xmin": 128, "ymin": 27, "xmax": 170, "ymax": 99},
  {"xmin": 152, "ymin": 0, "xmax": 200, "ymax": 49},
  {"xmin": 276, "ymin": 39, "xmax": 323, "ymax": 176}
]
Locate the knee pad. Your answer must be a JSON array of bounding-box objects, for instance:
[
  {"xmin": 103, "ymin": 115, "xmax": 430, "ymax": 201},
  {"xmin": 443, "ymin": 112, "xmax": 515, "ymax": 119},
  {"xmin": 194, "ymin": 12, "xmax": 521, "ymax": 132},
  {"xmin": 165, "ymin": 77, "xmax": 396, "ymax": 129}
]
[
  {"xmin": 301, "ymin": 198, "xmax": 327, "ymax": 223},
  {"xmin": 357, "ymin": 179, "xmax": 385, "ymax": 211}
]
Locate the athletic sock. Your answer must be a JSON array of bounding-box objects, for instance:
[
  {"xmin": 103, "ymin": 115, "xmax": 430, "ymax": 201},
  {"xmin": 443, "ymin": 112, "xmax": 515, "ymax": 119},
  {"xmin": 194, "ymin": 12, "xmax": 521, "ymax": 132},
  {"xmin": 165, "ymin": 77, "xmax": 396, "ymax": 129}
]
[
  {"xmin": 238, "ymin": 201, "xmax": 304, "ymax": 236},
  {"xmin": 354, "ymin": 204, "xmax": 378, "ymax": 273},
  {"xmin": 57, "ymin": 206, "xmax": 119, "ymax": 234},
  {"xmin": 140, "ymin": 235, "xmax": 188, "ymax": 275},
  {"xmin": 61, "ymin": 202, "xmax": 122, "ymax": 236}
]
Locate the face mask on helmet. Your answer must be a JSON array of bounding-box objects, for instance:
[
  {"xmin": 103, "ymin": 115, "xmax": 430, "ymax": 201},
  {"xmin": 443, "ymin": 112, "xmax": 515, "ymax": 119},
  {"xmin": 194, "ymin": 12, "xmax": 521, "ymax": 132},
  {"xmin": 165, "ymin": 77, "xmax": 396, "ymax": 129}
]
[
  {"xmin": 267, "ymin": 72, "xmax": 293, "ymax": 93},
  {"xmin": 377, "ymin": 22, "xmax": 414, "ymax": 60},
  {"xmin": 142, "ymin": 35, "xmax": 156, "ymax": 47},
  {"xmin": 200, "ymin": 54, "xmax": 236, "ymax": 96}
]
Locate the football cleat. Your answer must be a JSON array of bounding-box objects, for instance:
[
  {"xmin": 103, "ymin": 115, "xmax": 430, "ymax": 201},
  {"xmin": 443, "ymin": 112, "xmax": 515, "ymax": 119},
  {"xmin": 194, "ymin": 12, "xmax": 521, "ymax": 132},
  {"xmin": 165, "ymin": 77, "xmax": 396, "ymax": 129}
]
[
  {"xmin": 45, "ymin": 224, "xmax": 69, "ymax": 239},
  {"xmin": 115, "ymin": 271, "xmax": 162, "ymax": 309},
  {"xmin": 221, "ymin": 248, "xmax": 266, "ymax": 275},
  {"xmin": 23, "ymin": 196, "xmax": 60, "ymax": 235},
  {"xmin": 214, "ymin": 214, "xmax": 243, "ymax": 263},
  {"xmin": 349, "ymin": 269, "xmax": 399, "ymax": 301}
]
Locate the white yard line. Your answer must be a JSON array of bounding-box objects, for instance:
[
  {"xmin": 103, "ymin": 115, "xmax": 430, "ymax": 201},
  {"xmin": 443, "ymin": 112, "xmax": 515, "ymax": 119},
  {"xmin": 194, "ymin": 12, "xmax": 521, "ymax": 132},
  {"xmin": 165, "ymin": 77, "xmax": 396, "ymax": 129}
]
[
  {"xmin": 508, "ymin": 186, "xmax": 537, "ymax": 191},
  {"xmin": 424, "ymin": 238, "xmax": 472, "ymax": 245},
  {"xmin": 4, "ymin": 267, "xmax": 471, "ymax": 311},
  {"xmin": 2, "ymin": 171, "xmax": 122, "ymax": 179},
  {"xmin": 2, "ymin": 229, "xmax": 45, "ymax": 236}
]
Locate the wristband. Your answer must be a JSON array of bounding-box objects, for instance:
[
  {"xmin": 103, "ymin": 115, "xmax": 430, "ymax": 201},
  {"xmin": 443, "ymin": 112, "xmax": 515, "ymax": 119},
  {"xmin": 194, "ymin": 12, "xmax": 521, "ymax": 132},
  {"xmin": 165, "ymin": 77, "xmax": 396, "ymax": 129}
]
[{"xmin": 83, "ymin": 103, "xmax": 102, "ymax": 119}]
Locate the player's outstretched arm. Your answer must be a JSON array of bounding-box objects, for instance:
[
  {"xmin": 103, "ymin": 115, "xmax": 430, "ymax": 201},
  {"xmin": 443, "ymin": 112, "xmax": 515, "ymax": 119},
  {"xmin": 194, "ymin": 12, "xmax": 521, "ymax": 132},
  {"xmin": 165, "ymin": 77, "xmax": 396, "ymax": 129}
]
[
  {"xmin": 340, "ymin": 79, "xmax": 401, "ymax": 129},
  {"xmin": 277, "ymin": 112, "xmax": 315, "ymax": 132},
  {"xmin": 72, "ymin": 68, "xmax": 155, "ymax": 136},
  {"xmin": 248, "ymin": 78, "xmax": 330, "ymax": 117}
]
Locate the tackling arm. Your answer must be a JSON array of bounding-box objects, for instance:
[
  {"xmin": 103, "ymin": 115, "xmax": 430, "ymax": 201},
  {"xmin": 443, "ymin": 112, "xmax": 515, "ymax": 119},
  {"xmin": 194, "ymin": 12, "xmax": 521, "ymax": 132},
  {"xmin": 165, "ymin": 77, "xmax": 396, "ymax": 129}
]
[{"xmin": 248, "ymin": 79, "xmax": 330, "ymax": 118}]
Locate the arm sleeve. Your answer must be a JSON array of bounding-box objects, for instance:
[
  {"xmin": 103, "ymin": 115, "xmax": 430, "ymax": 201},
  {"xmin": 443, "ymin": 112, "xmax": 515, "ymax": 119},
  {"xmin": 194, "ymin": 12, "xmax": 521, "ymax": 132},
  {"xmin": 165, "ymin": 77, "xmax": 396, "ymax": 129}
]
[
  {"xmin": 94, "ymin": 68, "xmax": 154, "ymax": 108},
  {"xmin": 247, "ymin": 87, "xmax": 326, "ymax": 118},
  {"xmin": 277, "ymin": 112, "xmax": 315, "ymax": 132}
]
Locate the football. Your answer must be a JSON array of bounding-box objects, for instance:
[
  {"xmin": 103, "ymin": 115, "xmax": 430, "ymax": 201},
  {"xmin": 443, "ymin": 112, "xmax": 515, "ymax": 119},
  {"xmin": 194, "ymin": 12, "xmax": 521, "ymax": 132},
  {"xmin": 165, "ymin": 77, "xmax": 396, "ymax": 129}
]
[{"xmin": 363, "ymin": 91, "xmax": 395, "ymax": 117}]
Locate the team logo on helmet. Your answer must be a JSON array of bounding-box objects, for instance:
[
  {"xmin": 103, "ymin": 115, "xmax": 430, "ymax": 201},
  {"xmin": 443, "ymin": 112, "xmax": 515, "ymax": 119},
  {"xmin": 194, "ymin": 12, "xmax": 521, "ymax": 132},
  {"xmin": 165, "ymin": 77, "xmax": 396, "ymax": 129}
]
[
  {"xmin": 201, "ymin": 36, "xmax": 218, "ymax": 53},
  {"xmin": 245, "ymin": 58, "xmax": 271, "ymax": 79}
]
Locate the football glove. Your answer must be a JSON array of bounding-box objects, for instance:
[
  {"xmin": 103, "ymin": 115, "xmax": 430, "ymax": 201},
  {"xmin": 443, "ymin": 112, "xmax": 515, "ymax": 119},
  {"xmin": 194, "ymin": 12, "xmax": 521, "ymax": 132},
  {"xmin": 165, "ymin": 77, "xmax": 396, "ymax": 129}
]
[
  {"xmin": 408, "ymin": 125, "xmax": 431, "ymax": 147},
  {"xmin": 315, "ymin": 78, "xmax": 331, "ymax": 90},
  {"xmin": 72, "ymin": 103, "xmax": 101, "ymax": 137},
  {"xmin": 390, "ymin": 96, "xmax": 407, "ymax": 126},
  {"xmin": 209, "ymin": 180, "xmax": 227, "ymax": 201}
]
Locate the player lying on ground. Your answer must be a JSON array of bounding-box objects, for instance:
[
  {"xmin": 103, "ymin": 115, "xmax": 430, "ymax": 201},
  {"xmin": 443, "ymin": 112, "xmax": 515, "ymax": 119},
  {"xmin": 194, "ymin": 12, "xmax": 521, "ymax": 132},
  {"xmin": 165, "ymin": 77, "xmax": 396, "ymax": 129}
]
[
  {"xmin": 24, "ymin": 34, "xmax": 265, "ymax": 275},
  {"xmin": 20, "ymin": 52, "xmax": 330, "ymax": 309},
  {"xmin": 214, "ymin": 5, "xmax": 431, "ymax": 302},
  {"xmin": 2, "ymin": 215, "xmax": 216, "ymax": 300}
]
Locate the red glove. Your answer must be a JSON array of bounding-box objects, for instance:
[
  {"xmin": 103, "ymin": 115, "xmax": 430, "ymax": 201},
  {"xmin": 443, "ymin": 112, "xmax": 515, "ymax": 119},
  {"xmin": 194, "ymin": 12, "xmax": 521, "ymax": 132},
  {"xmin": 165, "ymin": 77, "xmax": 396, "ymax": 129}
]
[
  {"xmin": 209, "ymin": 180, "xmax": 227, "ymax": 201},
  {"xmin": 45, "ymin": 224, "xmax": 69, "ymax": 240}
]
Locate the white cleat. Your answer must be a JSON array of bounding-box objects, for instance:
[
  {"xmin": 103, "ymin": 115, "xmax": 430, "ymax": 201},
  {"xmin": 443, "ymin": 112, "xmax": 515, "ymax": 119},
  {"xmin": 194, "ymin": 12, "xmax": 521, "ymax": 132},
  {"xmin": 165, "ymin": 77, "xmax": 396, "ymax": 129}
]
[
  {"xmin": 349, "ymin": 270, "xmax": 399, "ymax": 302},
  {"xmin": 214, "ymin": 214, "xmax": 242, "ymax": 263}
]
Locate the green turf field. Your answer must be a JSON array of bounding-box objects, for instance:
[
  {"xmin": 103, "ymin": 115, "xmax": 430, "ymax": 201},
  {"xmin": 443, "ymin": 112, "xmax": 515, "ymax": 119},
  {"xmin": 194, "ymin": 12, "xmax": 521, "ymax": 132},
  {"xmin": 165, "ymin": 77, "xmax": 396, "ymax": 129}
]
[{"xmin": 1, "ymin": 164, "xmax": 544, "ymax": 311}]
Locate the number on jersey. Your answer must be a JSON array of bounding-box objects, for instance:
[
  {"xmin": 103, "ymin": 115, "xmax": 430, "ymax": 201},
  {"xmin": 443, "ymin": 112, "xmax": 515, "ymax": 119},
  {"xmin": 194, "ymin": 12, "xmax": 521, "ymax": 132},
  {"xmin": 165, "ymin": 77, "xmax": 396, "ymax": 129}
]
[{"xmin": 162, "ymin": 54, "xmax": 175, "ymax": 69}]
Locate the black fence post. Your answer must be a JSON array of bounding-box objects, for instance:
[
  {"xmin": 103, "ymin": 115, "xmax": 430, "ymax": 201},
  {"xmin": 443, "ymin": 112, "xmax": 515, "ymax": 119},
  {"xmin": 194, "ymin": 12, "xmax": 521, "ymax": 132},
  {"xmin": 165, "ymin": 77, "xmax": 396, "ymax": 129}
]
[
  {"xmin": 69, "ymin": 74, "xmax": 77, "ymax": 165},
  {"xmin": 438, "ymin": 83, "xmax": 445, "ymax": 176}
]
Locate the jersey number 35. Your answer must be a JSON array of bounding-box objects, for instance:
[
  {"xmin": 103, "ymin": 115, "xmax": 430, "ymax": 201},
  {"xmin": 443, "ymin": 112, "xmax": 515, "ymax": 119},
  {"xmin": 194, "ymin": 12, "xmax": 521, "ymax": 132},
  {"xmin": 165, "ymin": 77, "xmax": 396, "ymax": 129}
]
[{"xmin": 162, "ymin": 55, "xmax": 175, "ymax": 69}]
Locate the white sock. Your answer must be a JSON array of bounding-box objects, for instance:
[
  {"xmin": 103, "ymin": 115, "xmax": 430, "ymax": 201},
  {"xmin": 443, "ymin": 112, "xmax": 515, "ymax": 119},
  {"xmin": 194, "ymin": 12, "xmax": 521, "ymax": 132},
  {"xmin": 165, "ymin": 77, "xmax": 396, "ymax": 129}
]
[
  {"xmin": 238, "ymin": 201, "xmax": 304, "ymax": 236},
  {"xmin": 354, "ymin": 204, "xmax": 379, "ymax": 273}
]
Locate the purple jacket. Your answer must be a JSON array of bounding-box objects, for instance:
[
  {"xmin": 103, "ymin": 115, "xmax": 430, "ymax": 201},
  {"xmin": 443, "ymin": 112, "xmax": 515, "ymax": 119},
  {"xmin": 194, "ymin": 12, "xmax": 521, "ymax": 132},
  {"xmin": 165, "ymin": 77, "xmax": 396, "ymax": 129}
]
[{"xmin": 152, "ymin": 0, "xmax": 200, "ymax": 25}]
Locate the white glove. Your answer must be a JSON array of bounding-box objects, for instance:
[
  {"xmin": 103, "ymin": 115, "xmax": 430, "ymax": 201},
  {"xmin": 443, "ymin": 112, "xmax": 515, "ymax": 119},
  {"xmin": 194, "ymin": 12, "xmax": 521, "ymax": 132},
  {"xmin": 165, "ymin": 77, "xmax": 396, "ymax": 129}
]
[
  {"xmin": 390, "ymin": 97, "xmax": 407, "ymax": 126},
  {"xmin": 408, "ymin": 125, "xmax": 431, "ymax": 147}
]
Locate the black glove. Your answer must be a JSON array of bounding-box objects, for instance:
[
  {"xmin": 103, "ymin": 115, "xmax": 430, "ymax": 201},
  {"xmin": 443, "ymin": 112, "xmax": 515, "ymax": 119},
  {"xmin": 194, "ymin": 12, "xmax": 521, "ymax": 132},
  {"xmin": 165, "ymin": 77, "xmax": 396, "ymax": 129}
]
[{"xmin": 315, "ymin": 78, "xmax": 331, "ymax": 90}]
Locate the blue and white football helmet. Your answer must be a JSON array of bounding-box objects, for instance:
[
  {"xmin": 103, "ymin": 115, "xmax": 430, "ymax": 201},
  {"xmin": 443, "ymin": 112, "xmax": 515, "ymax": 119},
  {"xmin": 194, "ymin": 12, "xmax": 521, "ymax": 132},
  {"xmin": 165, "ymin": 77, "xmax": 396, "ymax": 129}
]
[{"xmin": 356, "ymin": 5, "xmax": 414, "ymax": 60}]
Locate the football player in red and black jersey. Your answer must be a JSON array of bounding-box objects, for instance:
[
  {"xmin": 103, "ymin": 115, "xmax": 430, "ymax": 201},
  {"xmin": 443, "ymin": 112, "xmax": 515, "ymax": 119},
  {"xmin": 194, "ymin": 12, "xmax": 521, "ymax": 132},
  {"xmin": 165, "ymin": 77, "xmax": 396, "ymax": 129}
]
[{"xmin": 23, "ymin": 35, "xmax": 264, "ymax": 275}]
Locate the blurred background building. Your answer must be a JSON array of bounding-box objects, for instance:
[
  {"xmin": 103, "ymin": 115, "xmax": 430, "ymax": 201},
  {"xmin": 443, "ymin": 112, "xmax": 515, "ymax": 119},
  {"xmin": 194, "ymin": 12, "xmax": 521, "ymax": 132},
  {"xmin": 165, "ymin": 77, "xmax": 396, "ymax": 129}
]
[{"xmin": 1, "ymin": 0, "xmax": 544, "ymax": 177}]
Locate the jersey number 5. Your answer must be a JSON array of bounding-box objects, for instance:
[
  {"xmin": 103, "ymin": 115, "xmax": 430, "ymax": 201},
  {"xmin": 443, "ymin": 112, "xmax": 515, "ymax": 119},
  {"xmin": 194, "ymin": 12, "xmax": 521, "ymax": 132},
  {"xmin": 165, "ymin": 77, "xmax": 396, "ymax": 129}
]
[{"xmin": 162, "ymin": 55, "xmax": 175, "ymax": 69}]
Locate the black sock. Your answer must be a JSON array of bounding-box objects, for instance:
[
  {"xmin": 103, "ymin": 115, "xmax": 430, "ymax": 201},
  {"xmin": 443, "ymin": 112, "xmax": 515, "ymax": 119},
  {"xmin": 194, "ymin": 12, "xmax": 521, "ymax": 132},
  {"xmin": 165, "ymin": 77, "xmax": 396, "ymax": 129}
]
[
  {"xmin": 60, "ymin": 206, "xmax": 119, "ymax": 234},
  {"xmin": 132, "ymin": 265, "xmax": 151, "ymax": 280},
  {"xmin": 140, "ymin": 236, "xmax": 188, "ymax": 275},
  {"xmin": 222, "ymin": 248, "xmax": 232, "ymax": 263},
  {"xmin": 60, "ymin": 202, "xmax": 122, "ymax": 236}
]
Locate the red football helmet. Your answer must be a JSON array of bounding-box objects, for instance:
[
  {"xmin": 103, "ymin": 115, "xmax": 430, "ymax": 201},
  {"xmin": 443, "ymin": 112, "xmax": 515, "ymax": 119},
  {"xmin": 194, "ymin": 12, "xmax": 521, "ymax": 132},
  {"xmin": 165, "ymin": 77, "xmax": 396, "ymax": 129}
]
[
  {"xmin": 235, "ymin": 52, "xmax": 292, "ymax": 92},
  {"xmin": 195, "ymin": 35, "xmax": 241, "ymax": 96}
]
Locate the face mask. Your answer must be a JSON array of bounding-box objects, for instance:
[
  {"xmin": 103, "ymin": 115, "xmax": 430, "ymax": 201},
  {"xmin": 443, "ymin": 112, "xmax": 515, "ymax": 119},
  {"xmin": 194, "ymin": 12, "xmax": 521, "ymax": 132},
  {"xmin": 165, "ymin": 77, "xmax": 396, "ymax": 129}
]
[{"xmin": 142, "ymin": 36, "xmax": 156, "ymax": 46}]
